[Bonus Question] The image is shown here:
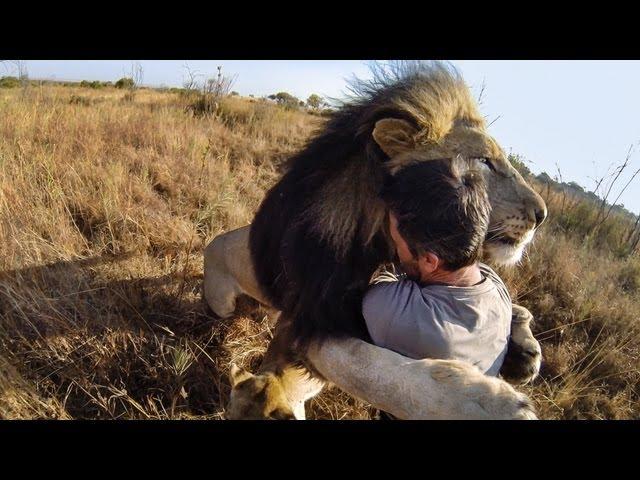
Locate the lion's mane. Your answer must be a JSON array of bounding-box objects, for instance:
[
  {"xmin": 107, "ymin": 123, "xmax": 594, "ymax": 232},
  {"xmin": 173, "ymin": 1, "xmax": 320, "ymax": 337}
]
[{"xmin": 249, "ymin": 61, "xmax": 484, "ymax": 347}]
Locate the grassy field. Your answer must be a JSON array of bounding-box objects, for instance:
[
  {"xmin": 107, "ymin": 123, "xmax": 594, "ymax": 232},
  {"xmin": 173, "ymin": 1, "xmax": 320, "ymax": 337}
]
[{"xmin": 1, "ymin": 84, "xmax": 639, "ymax": 419}]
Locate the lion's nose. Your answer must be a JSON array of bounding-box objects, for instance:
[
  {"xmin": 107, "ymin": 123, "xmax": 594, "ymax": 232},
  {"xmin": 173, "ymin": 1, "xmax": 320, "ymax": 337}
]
[{"xmin": 534, "ymin": 206, "xmax": 547, "ymax": 228}]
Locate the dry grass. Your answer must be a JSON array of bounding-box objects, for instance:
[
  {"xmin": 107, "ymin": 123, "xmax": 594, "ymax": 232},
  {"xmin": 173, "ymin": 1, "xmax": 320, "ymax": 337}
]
[{"xmin": 1, "ymin": 85, "xmax": 638, "ymax": 419}]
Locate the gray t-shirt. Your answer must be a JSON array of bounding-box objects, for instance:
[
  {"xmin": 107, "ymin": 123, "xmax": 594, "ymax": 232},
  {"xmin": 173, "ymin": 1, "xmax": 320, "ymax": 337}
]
[{"xmin": 362, "ymin": 263, "xmax": 512, "ymax": 376}]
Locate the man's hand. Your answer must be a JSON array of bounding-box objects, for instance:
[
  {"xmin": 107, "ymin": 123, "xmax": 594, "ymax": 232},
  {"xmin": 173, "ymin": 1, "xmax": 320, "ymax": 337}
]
[{"xmin": 499, "ymin": 304, "xmax": 542, "ymax": 385}]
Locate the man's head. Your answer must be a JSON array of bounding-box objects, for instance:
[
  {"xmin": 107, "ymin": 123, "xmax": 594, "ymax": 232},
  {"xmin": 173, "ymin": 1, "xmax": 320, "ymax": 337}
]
[{"xmin": 382, "ymin": 157, "xmax": 491, "ymax": 282}]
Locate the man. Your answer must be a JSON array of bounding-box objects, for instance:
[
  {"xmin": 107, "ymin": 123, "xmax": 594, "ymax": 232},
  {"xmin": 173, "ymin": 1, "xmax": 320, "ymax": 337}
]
[{"xmin": 363, "ymin": 156, "xmax": 512, "ymax": 379}]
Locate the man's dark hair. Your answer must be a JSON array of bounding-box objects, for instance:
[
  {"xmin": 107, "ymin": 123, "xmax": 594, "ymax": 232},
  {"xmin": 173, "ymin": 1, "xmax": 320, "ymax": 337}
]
[{"xmin": 382, "ymin": 157, "xmax": 491, "ymax": 271}]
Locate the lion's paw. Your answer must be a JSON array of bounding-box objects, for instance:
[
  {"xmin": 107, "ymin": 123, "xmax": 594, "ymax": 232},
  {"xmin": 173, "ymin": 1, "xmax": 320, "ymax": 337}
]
[
  {"xmin": 500, "ymin": 319, "xmax": 542, "ymax": 385},
  {"xmin": 500, "ymin": 335, "xmax": 542, "ymax": 385},
  {"xmin": 429, "ymin": 360, "xmax": 537, "ymax": 420}
]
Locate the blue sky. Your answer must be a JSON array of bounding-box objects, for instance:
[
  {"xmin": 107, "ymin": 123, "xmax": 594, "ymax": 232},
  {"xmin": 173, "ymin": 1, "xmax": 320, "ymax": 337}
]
[{"xmin": 7, "ymin": 60, "xmax": 640, "ymax": 215}]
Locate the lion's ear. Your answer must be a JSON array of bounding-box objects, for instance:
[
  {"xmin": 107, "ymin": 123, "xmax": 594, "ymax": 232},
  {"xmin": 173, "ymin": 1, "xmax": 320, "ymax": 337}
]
[
  {"xmin": 372, "ymin": 118, "xmax": 418, "ymax": 158},
  {"xmin": 230, "ymin": 363, "xmax": 253, "ymax": 387}
]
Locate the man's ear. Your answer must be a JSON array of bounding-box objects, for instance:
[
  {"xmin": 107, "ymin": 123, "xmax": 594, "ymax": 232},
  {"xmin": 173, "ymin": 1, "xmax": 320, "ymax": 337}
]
[
  {"xmin": 230, "ymin": 363, "xmax": 253, "ymax": 387},
  {"xmin": 418, "ymin": 251, "xmax": 440, "ymax": 275},
  {"xmin": 372, "ymin": 118, "xmax": 418, "ymax": 158}
]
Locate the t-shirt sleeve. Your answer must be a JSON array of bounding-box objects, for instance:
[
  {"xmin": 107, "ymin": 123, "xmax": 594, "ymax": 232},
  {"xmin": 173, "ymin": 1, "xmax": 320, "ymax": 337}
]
[{"xmin": 362, "ymin": 279, "xmax": 417, "ymax": 347}]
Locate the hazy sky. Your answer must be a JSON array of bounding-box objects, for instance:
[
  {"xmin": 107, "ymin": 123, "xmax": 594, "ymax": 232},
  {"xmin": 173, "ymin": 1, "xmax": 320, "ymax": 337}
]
[{"xmin": 7, "ymin": 60, "xmax": 640, "ymax": 215}]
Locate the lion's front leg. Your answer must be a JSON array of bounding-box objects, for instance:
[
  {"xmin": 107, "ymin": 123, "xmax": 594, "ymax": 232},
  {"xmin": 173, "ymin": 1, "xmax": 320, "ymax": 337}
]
[
  {"xmin": 307, "ymin": 337, "xmax": 537, "ymax": 420},
  {"xmin": 203, "ymin": 225, "xmax": 273, "ymax": 318},
  {"xmin": 499, "ymin": 304, "xmax": 542, "ymax": 385},
  {"xmin": 225, "ymin": 315, "xmax": 325, "ymax": 420}
]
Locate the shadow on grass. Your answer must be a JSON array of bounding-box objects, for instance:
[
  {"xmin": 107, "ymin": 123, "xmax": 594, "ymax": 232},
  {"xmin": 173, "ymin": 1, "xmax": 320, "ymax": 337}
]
[{"xmin": 0, "ymin": 252, "xmax": 271, "ymax": 419}]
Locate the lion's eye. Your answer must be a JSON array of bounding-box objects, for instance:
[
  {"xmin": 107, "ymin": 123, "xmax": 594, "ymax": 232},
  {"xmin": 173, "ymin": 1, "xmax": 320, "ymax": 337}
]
[{"xmin": 474, "ymin": 157, "xmax": 496, "ymax": 172}]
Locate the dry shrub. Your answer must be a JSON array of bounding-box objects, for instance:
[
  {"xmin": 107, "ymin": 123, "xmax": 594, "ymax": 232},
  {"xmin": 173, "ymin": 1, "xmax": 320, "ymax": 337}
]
[
  {"xmin": 618, "ymin": 259, "xmax": 640, "ymax": 294},
  {"xmin": 1, "ymin": 85, "xmax": 639, "ymax": 419}
]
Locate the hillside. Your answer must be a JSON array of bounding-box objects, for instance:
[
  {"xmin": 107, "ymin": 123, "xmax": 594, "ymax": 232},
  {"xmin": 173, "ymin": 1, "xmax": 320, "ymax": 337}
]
[{"xmin": 0, "ymin": 84, "xmax": 639, "ymax": 419}]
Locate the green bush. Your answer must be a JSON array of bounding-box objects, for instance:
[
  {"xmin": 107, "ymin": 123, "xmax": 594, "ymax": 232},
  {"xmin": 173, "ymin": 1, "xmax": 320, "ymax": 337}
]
[
  {"xmin": 80, "ymin": 80, "xmax": 109, "ymax": 89},
  {"xmin": 115, "ymin": 77, "xmax": 135, "ymax": 89},
  {"xmin": 81, "ymin": 80, "xmax": 105, "ymax": 89},
  {"xmin": 0, "ymin": 76, "xmax": 21, "ymax": 88},
  {"xmin": 268, "ymin": 91, "xmax": 301, "ymax": 110}
]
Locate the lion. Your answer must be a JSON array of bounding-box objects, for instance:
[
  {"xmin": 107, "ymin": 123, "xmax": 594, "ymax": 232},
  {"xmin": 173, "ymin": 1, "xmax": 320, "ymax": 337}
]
[
  {"xmin": 223, "ymin": 312, "xmax": 537, "ymax": 420},
  {"xmin": 206, "ymin": 227, "xmax": 540, "ymax": 420},
  {"xmin": 205, "ymin": 61, "xmax": 546, "ymax": 419},
  {"xmin": 226, "ymin": 337, "xmax": 536, "ymax": 420}
]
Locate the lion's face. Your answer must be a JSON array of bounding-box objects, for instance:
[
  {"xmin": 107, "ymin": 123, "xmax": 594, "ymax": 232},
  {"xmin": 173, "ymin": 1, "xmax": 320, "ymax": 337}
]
[
  {"xmin": 373, "ymin": 118, "xmax": 547, "ymax": 266},
  {"xmin": 477, "ymin": 143, "xmax": 547, "ymax": 266},
  {"xmin": 225, "ymin": 364, "xmax": 297, "ymax": 420}
]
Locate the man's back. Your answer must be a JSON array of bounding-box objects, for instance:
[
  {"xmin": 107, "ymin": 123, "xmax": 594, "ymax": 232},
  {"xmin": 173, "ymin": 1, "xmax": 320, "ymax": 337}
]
[{"xmin": 363, "ymin": 263, "xmax": 512, "ymax": 376}]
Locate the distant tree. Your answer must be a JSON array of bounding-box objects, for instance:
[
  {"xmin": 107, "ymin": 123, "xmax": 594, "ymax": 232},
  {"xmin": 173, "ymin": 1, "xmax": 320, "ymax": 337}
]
[
  {"xmin": 537, "ymin": 171, "xmax": 553, "ymax": 183},
  {"xmin": 182, "ymin": 63, "xmax": 201, "ymax": 94},
  {"xmin": 230, "ymin": 91, "xmax": 239, "ymax": 96},
  {"xmin": 585, "ymin": 190, "xmax": 599, "ymax": 202},
  {"xmin": 131, "ymin": 61, "xmax": 144, "ymax": 89},
  {"xmin": 181, "ymin": 64, "xmax": 237, "ymax": 116},
  {"xmin": 0, "ymin": 61, "xmax": 29, "ymax": 92},
  {"xmin": 306, "ymin": 93, "xmax": 323, "ymax": 110},
  {"xmin": 115, "ymin": 77, "xmax": 135, "ymax": 89},
  {"xmin": 269, "ymin": 91, "xmax": 301, "ymax": 110},
  {"xmin": 115, "ymin": 62, "xmax": 143, "ymax": 98},
  {"xmin": 508, "ymin": 153, "xmax": 532, "ymax": 177},
  {"xmin": 567, "ymin": 181, "xmax": 585, "ymax": 193},
  {"xmin": 80, "ymin": 80, "xmax": 106, "ymax": 89}
]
